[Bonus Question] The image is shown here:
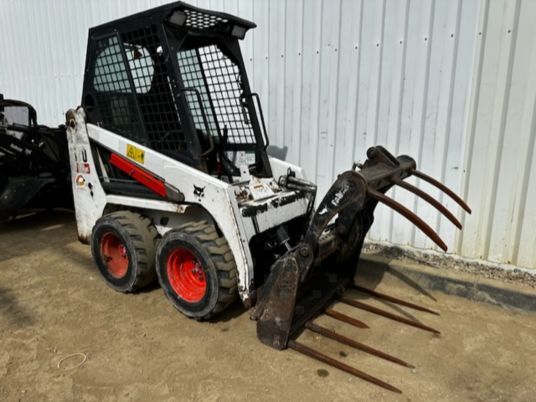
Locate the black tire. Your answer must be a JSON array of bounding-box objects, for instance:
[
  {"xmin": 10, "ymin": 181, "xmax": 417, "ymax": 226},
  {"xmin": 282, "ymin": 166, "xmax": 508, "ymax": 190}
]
[
  {"xmin": 91, "ymin": 210, "xmax": 157, "ymax": 293},
  {"xmin": 156, "ymin": 220, "xmax": 238, "ymax": 320}
]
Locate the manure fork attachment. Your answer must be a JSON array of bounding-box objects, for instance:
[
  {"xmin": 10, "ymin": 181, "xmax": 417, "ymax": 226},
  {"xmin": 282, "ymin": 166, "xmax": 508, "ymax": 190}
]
[{"xmin": 253, "ymin": 146, "xmax": 471, "ymax": 393}]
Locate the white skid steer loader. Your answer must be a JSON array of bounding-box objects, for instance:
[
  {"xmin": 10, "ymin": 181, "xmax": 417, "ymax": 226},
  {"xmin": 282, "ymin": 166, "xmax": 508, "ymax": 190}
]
[{"xmin": 66, "ymin": 2, "xmax": 471, "ymax": 393}]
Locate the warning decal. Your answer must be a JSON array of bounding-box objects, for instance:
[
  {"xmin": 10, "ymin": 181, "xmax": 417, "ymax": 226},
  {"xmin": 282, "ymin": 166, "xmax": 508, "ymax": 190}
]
[{"xmin": 126, "ymin": 144, "xmax": 145, "ymax": 164}]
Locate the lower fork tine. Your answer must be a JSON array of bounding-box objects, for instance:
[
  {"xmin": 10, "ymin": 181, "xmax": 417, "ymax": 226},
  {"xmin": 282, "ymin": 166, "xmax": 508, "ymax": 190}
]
[
  {"xmin": 324, "ymin": 307, "xmax": 370, "ymax": 329},
  {"xmin": 351, "ymin": 285, "xmax": 440, "ymax": 316},
  {"xmin": 305, "ymin": 321, "xmax": 414, "ymax": 368},
  {"xmin": 340, "ymin": 297, "xmax": 441, "ymax": 335},
  {"xmin": 288, "ymin": 340, "xmax": 402, "ymax": 394}
]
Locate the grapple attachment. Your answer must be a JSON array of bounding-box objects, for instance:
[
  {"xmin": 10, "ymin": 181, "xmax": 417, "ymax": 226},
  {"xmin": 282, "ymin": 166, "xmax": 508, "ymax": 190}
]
[
  {"xmin": 0, "ymin": 98, "xmax": 70, "ymax": 220},
  {"xmin": 252, "ymin": 146, "xmax": 470, "ymax": 392}
]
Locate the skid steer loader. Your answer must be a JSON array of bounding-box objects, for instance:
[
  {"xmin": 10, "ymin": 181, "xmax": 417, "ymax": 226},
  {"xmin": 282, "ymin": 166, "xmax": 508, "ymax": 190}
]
[{"xmin": 66, "ymin": 2, "xmax": 470, "ymax": 393}]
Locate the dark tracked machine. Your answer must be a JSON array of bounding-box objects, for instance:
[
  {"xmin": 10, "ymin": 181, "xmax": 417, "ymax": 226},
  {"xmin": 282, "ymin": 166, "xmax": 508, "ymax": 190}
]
[
  {"xmin": 0, "ymin": 96, "xmax": 71, "ymax": 220},
  {"xmin": 64, "ymin": 2, "xmax": 471, "ymax": 393}
]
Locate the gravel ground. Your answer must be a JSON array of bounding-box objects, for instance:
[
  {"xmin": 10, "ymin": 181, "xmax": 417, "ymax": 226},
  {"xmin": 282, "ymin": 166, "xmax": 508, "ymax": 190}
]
[{"xmin": 1, "ymin": 211, "xmax": 536, "ymax": 401}]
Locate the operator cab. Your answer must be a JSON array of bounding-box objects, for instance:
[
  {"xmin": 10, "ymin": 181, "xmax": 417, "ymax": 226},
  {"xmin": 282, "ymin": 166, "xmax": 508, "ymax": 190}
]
[{"xmin": 81, "ymin": 1, "xmax": 271, "ymax": 183}]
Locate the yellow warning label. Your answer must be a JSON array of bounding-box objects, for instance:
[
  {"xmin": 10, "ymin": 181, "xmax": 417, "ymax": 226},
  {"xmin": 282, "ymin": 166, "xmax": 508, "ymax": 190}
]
[{"xmin": 126, "ymin": 144, "xmax": 145, "ymax": 164}]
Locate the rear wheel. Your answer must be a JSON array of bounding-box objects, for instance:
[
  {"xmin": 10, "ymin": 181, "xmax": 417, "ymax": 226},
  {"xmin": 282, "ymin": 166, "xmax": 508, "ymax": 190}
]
[
  {"xmin": 91, "ymin": 210, "xmax": 157, "ymax": 292},
  {"xmin": 156, "ymin": 221, "xmax": 238, "ymax": 320}
]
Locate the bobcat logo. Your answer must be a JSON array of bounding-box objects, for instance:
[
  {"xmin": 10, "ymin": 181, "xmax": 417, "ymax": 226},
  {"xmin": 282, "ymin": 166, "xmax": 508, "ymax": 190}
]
[{"xmin": 193, "ymin": 185, "xmax": 205, "ymax": 198}]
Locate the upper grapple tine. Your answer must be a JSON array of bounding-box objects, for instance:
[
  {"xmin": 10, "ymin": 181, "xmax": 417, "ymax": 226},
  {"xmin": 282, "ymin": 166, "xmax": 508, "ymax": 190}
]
[
  {"xmin": 392, "ymin": 177, "xmax": 462, "ymax": 229},
  {"xmin": 367, "ymin": 188, "xmax": 448, "ymax": 251},
  {"xmin": 411, "ymin": 169, "xmax": 471, "ymax": 214}
]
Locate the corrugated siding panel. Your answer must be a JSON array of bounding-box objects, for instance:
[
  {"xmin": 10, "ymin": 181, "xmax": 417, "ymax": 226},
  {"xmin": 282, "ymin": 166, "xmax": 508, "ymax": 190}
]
[
  {"xmin": 244, "ymin": 0, "xmax": 480, "ymax": 255},
  {"xmin": 0, "ymin": 0, "xmax": 535, "ymax": 269},
  {"xmin": 460, "ymin": 0, "xmax": 536, "ymax": 268}
]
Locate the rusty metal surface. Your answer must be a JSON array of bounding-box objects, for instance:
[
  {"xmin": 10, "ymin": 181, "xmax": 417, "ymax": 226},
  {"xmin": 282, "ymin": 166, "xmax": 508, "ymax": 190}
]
[
  {"xmin": 412, "ymin": 169, "xmax": 472, "ymax": 214},
  {"xmin": 367, "ymin": 188, "xmax": 448, "ymax": 251},
  {"xmin": 324, "ymin": 307, "xmax": 369, "ymax": 329},
  {"xmin": 305, "ymin": 321, "xmax": 414, "ymax": 368},
  {"xmin": 392, "ymin": 177, "xmax": 462, "ymax": 229},
  {"xmin": 284, "ymin": 285, "xmax": 447, "ymax": 393},
  {"xmin": 351, "ymin": 285, "xmax": 440, "ymax": 316},
  {"xmin": 255, "ymin": 255, "xmax": 301, "ymax": 350},
  {"xmin": 288, "ymin": 340, "xmax": 402, "ymax": 394},
  {"xmin": 339, "ymin": 297, "xmax": 441, "ymax": 335}
]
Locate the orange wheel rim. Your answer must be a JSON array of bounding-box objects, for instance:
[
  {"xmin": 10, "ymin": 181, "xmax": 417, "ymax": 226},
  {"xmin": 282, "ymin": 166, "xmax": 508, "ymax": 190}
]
[
  {"xmin": 100, "ymin": 232, "xmax": 129, "ymax": 279},
  {"xmin": 166, "ymin": 247, "xmax": 206, "ymax": 303}
]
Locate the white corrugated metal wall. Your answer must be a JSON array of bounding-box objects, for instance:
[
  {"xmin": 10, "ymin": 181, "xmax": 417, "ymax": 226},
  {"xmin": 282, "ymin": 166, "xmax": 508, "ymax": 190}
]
[
  {"xmin": 0, "ymin": 0, "xmax": 534, "ymax": 270},
  {"xmin": 459, "ymin": 0, "xmax": 536, "ymax": 269}
]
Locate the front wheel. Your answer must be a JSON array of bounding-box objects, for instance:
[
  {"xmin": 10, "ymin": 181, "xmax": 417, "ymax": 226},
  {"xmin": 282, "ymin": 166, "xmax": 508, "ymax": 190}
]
[{"xmin": 156, "ymin": 221, "xmax": 238, "ymax": 320}]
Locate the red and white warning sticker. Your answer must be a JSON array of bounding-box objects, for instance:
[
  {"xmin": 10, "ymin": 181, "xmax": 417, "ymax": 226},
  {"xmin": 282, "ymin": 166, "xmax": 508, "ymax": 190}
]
[{"xmin": 76, "ymin": 162, "xmax": 91, "ymax": 174}]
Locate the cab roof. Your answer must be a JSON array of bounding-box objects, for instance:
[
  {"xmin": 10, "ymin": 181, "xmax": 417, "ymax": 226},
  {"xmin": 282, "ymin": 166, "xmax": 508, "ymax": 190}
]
[{"xmin": 88, "ymin": 1, "xmax": 256, "ymax": 40}]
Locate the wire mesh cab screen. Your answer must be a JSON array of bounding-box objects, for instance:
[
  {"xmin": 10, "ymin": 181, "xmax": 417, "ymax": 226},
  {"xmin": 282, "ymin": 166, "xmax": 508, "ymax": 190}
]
[
  {"xmin": 177, "ymin": 44, "xmax": 256, "ymax": 147},
  {"xmin": 82, "ymin": 2, "xmax": 270, "ymax": 177},
  {"xmin": 89, "ymin": 29, "xmax": 186, "ymax": 155}
]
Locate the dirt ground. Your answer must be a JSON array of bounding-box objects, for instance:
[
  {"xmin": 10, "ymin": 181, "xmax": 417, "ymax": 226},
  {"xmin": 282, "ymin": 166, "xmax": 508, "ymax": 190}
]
[{"xmin": 1, "ymin": 211, "xmax": 536, "ymax": 402}]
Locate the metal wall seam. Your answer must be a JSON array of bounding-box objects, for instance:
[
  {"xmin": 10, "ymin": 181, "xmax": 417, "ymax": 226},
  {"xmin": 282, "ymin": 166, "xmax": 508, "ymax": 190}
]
[
  {"xmin": 482, "ymin": 0, "xmax": 521, "ymax": 261},
  {"xmin": 433, "ymin": 0, "xmax": 462, "ymax": 245},
  {"xmin": 386, "ymin": 0, "xmax": 410, "ymax": 246},
  {"xmin": 457, "ymin": 0, "xmax": 489, "ymax": 257}
]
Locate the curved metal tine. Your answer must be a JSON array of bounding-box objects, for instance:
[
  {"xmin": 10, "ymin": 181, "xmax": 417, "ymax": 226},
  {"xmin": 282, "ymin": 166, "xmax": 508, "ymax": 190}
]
[
  {"xmin": 392, "ymin": 177, "xmax": 462, "ymax": 229},
  {"xmin": 411, "ymin": 169, "xmax": 472, "ymax": 214},
  {"xmin": 367, "ymin": 188, "xmax": 448, "ymax": 251}
]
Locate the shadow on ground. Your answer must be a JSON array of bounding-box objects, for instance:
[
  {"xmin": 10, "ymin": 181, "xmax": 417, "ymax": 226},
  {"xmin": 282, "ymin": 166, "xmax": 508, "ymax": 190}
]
[
  {"xmin": 0, "ymin": 210, "xmax": 75, "ymax": 263},
  {"xmin": 352, "ymin": 256, "xmax": 438, "ymax": 325},
  {"xmin": 0, "ymin": 286, "xmax": 35, "ymax": 327}
]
